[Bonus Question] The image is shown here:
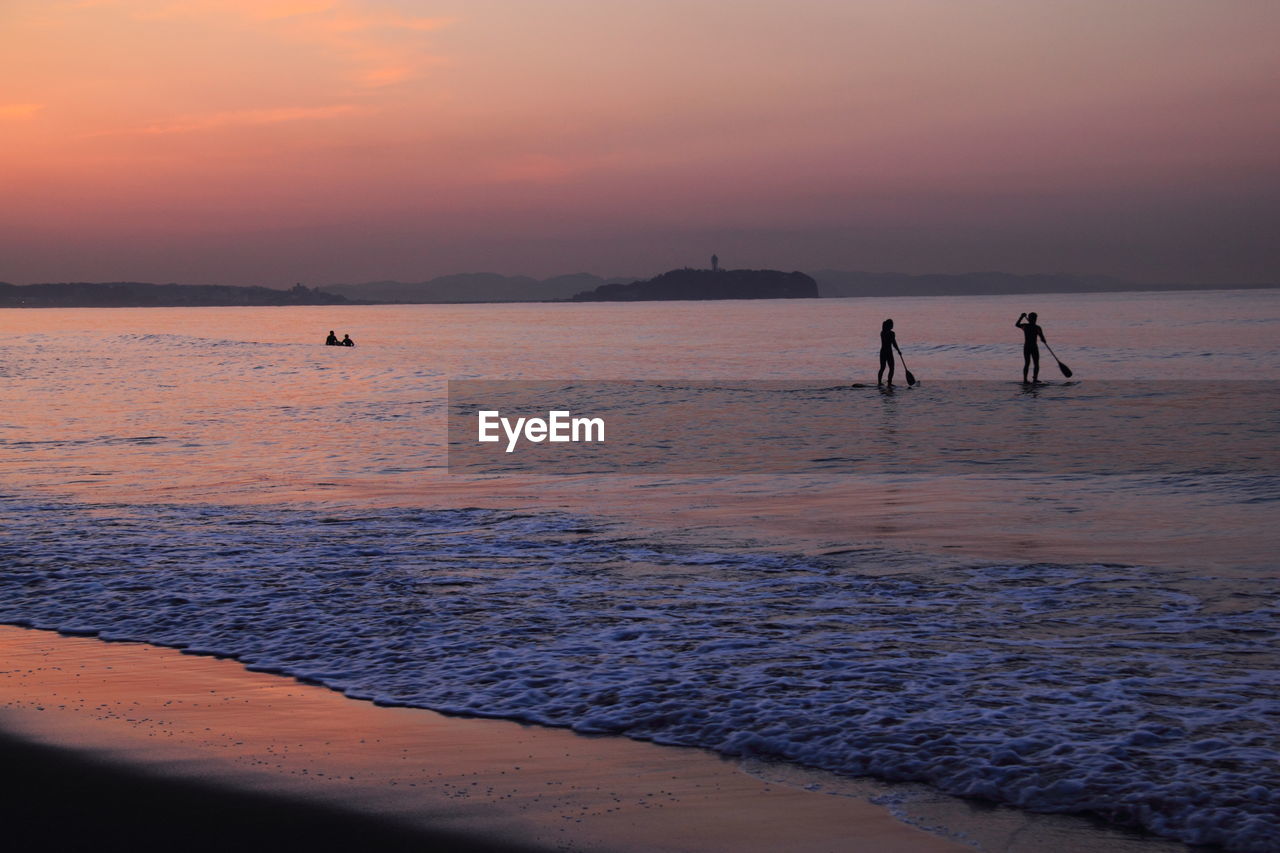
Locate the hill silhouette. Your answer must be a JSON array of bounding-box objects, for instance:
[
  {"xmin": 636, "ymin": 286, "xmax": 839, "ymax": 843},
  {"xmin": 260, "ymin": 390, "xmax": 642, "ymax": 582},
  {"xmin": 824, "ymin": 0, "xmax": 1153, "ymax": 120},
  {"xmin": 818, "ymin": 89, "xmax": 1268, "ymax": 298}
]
[
  {"xmin": 324, "ymin": 270, "xmax": 1268, "ymax": 303},
  {"xmin": 4, "ymin": 271, "xmax": 1271, "ymax": 308},
  {"xmin": 321, "ymin": 273, "xmax": 636, "ymax": 304},
  {"xmin": 572, "ymin": 268, "xmax": 818, "ymax": 302},
  {"xmin": 0, "ymin": 282, "xmax": 356, "ymax": 308}
]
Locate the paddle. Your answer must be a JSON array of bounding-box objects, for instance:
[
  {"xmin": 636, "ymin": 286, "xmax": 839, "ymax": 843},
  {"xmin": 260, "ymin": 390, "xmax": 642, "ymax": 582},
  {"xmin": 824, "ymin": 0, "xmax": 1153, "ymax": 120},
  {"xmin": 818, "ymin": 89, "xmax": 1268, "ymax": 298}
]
[
  {"xmin": 1043, "ymin": 342, "xmax": 1072, "ymax": 378},
  {"xmin": 898, "ymin": 351, "xmax": 917, "ymax": 386}
]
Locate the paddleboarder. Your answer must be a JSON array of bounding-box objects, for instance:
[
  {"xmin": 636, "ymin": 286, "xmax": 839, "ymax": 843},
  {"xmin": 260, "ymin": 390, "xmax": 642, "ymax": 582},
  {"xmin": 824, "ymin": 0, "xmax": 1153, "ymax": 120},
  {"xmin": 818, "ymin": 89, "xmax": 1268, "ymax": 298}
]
[
  {"xmin": 878, "ymin": 319, "xmax": 903, "ymax": 386},
  {"xmin": 1016, "ymin": 312, "xmax": 1047, "ymax": 382}
]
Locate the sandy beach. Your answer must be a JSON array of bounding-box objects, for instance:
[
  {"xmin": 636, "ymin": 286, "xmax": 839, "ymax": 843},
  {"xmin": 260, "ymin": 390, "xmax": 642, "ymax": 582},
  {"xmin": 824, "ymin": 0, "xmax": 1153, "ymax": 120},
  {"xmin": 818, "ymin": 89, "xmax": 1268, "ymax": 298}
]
[{"xmin": 0, "ymin": 625, "xmax": 965, "ymax": 852}]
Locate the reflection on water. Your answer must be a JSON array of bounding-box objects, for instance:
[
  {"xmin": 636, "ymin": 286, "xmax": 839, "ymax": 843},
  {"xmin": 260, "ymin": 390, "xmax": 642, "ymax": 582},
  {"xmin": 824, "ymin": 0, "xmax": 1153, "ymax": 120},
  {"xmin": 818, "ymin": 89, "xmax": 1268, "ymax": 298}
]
[
  {"xmin": 1, "ymin": 291, "xmax": 1276, "ymax": 570},
  {"xmin": 446, "ymin": 380, "xmax": 1279, "ymax": 476},
  {"xmin": 1, "ymin": 290, "xmax": 1278, "ymax": 850}
]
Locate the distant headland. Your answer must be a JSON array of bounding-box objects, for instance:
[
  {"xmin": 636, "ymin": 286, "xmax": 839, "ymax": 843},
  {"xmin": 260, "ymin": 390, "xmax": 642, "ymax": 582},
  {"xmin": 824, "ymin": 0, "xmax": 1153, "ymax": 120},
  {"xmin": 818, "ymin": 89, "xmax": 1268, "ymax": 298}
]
[
  {"xmin": 2, "ymin": 268, "xmax": 1274, "ymax": 308},
  {"xmin": 571, "ymin": 267, "xmax": 819, "ymax": 302},
  {"xmin": 0, "ymin": 282, "xmax": 356, "ymax": 309},
  {"xmin": 319, "ymin": 267, "xmax": 1275, "ymax": 304}
]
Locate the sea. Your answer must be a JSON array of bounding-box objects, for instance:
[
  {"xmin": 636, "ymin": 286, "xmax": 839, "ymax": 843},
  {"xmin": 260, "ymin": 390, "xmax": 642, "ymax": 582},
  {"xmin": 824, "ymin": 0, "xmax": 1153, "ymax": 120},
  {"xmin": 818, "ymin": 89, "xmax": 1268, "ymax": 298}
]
[{"xmin": 1, "ymin": 288, "xmax": 1277, "ymax": 851}]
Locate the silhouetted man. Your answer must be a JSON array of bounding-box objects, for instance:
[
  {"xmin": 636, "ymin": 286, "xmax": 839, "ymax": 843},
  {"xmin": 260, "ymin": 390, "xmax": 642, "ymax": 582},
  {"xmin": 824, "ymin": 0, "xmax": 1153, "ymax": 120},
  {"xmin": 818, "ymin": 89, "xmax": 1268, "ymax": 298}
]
[
  {"xmin": 341, "ymin": 334, "xmax": 355, "ymax": 347},
  {"xmin": 325, "ymin": 330, "xmax": 339, "ymax": 346},
  {"xmin": 878, "ymin": 318, "xmax": 903, "ymax": 386},
  {"xmin": 1016, "ymin": 312, "xmax": 1046, "ymax": 382}
]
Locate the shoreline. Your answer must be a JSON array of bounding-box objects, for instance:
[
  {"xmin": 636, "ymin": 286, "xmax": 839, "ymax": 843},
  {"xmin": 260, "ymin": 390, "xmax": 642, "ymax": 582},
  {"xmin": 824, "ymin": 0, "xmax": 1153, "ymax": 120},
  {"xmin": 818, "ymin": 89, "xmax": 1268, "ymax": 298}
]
[{"xmin": 0, "ymin": 625, "xmax": 965, "ymax": 853}]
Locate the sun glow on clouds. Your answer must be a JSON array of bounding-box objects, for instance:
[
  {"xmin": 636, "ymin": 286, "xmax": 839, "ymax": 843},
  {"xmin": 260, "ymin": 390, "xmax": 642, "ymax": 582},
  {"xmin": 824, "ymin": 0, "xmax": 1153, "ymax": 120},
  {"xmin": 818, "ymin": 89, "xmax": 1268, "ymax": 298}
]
[
  {"xmin": 0, "ymin": 104, "xmax": 45, "ymax": 120},
  {"xmin": 62, "ymin": 0, "xmax": 453, "ymax": 89},
  {"xmin": 3, "ymin": 0, "xmax": 457, "ymax": 208},
  {"xmin": 100, "ymin": 105, "xmax": 368, "ymax": 136},
  {"xmin": 74, "ymin": 0, "xmax": 444, "ymax": 28},
  {"xmin": 73, "ymin": 0, "xmax": 339, "ymax": 20},
  {"xmin": 2, "ymin": 1, "xmax": 1278, "ymax": 285}
]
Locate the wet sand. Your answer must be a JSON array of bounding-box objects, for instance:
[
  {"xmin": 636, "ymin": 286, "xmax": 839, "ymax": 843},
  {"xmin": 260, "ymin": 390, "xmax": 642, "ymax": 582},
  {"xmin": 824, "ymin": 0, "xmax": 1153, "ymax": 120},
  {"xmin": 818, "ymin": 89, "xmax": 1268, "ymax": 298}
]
[
  {"xmin": 0, "ymin": 727, "xmax": 529, "ymax": 852},
  {"xmin": 0, "ymin": 626, "xmax": 964, "ymax": 853}
]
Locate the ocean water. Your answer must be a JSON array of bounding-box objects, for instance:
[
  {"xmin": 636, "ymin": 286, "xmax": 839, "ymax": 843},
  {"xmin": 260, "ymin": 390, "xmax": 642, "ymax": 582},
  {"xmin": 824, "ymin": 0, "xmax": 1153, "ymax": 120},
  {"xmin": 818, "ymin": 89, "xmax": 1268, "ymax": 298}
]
[{"xmin": 1, "ymin": 289, "xmax": 1277, "ymax": 850}]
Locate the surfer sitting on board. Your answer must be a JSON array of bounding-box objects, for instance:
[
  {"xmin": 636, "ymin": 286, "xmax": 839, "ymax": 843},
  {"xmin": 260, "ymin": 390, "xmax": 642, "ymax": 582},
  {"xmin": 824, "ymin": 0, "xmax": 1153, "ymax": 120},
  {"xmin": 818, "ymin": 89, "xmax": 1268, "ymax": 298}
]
[
  {"xmin": 1016, "ymin": 312, "xmax": 1047, "ymax": 383},
  {"xmin": 878, "ymin": 319, "xmax": 903, "ymax": 386},
  {"xmin": 341, "ymin": 334, "xmax": 355, "ymax": 347},
  {"xmin": 325, "ymin": 330, "xmax": 339, "ymax": 346}
]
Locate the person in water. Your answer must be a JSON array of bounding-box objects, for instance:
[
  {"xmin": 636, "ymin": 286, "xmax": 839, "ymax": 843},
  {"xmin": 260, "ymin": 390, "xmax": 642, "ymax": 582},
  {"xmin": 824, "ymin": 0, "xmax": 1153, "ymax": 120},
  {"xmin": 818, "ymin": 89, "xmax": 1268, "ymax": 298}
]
[
  {"xmin": 877, "ymin": 318, "xmax": 903, "ymax": 386},
  {"xmin": 341, "ymin": 334, "xmax": 355, "ymax": 347},
  {"xmin": 1016, "ymin": 312, "xmax": 1047, "ymax": 382},
  {"xmin": 325, "ymin": 330, "xmax": 339, "ymax": 346}
]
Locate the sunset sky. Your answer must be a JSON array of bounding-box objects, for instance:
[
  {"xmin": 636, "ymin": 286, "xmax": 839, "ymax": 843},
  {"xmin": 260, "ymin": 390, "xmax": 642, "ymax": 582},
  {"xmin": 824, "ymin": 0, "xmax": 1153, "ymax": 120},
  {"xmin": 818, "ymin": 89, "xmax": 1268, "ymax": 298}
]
[{"xmin": 2, "ymin": 0, "xmax": 1277, "ymax": 286}]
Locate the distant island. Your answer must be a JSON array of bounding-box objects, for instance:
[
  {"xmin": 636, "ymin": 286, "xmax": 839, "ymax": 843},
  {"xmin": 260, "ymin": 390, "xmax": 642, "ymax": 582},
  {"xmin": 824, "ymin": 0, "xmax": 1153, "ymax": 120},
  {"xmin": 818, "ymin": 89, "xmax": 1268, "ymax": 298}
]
[
  {"xmin": 0, "ymin": 282, "xmax": 356, "ymax": 309},
  {"xmin": 572, "ymin": 268, "xmax": 819, "ymax": 302},
  {"xmin": 321, "ymin": 269, "xmax": 1275, "ymax": 304},
  {"xmin": 2, "ymin": 270, "xmax": 1273, "ymax": 308}
]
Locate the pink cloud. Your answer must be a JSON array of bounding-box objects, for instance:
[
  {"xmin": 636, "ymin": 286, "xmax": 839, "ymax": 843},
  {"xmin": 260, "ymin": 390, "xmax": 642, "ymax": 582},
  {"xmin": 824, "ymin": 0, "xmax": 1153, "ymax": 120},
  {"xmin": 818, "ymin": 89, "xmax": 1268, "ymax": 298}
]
[
  {"xmin": 99, "ymin": 104, "xmax": 365, "ymax": 135},
  {"xmin": 0, "ymin": 103, "xmax": 45, "ymax": 120}
]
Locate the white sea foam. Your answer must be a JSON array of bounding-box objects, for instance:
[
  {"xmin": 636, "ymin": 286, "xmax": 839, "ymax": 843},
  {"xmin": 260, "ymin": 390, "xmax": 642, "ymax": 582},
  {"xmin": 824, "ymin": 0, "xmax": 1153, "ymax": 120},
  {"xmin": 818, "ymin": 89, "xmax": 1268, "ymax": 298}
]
[{"xmin": 0, "ymin": 498, "xmax": 1276, "ymax": 851}]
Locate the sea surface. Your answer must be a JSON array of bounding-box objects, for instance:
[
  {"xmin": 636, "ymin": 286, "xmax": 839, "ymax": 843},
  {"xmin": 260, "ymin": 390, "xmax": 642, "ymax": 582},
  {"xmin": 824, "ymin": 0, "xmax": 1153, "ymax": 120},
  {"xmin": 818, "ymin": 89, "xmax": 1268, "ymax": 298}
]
[{"xmin": 1, "ymin": 289, "xmax": 1277, "ymax": 851}]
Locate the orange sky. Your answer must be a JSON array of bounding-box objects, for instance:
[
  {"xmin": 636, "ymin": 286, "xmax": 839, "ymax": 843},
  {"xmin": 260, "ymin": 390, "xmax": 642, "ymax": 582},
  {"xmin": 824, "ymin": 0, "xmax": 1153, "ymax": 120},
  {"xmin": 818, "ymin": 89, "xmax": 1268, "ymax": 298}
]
[{"xmin": 2, "ymin": 0, "xmax": 1277, "ymax": 285}]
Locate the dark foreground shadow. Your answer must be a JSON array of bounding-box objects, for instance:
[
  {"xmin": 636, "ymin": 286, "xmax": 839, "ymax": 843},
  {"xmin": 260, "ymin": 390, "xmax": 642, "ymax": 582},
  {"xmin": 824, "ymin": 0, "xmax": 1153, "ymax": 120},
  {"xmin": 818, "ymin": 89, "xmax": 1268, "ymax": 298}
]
[{"xmin": 0, "ymin": 729, "xmax": 544, "ymax": 853}]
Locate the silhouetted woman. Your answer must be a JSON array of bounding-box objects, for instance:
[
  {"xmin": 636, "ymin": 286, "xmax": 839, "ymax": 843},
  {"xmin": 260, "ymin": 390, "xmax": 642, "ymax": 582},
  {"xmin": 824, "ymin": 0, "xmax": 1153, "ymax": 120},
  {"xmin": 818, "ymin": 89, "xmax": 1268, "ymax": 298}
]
[
  {"xmin": 878, "ymin": 319, "xmax": 903, "ymax": 386},
  {"xmin": 1016, "ymin": 312, "xmax": 1046, "ymax": 382},
  {"xmin": 325, "ymin": 330, "xmax": 339, "ymax": 346}
]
